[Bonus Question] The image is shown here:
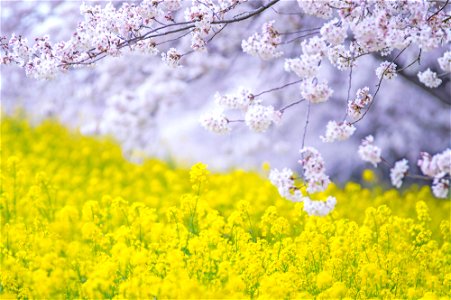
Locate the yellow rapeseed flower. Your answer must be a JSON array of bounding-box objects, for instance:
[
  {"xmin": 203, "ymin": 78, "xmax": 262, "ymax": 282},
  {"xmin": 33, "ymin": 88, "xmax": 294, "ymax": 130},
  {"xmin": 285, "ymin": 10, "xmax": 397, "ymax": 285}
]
[{"xmin": 0, "ymin": 116, "xmax": 450, "ymax": 299}]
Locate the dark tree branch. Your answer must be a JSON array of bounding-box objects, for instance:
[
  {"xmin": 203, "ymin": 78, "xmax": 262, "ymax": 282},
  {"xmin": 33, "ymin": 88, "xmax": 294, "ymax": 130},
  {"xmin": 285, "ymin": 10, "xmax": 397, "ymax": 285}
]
[{"xmin": 427, "ymin": 0, "xmax": 449, "ymax": 21}]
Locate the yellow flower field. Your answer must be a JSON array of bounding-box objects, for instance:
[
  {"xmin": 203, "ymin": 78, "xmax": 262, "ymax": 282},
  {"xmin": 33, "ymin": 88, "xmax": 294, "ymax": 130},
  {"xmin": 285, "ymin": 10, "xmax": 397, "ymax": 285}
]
[{"xmin": 1, "ymin": 117, "xmax": 450, "ymax": 299}]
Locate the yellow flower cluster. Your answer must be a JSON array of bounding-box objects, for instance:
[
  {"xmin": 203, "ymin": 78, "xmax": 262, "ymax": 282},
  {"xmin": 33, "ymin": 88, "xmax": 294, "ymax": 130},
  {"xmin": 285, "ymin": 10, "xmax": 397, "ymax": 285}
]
[{"xmin": 1, "ymin": 117, "xmax": 450, "ymax": 299}]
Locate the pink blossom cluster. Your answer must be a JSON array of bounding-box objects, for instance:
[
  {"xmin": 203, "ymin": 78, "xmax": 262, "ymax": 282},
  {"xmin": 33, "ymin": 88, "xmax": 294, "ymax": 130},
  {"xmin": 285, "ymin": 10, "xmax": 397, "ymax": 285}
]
[
  {"xmin": 242, "ymin": 21, "xmax": 283, "ymax": 60},
  {"xmin": 300, "ymin": 80, "xmax": 333, "ymax": 104},
  {"xmin": 327, "ymin": 45, "xmax": 354, "ymax": 71},
  {"xmin": 347, "ymin": 87, "xmax": 373, "ymax": 120},
  {"xmin": 284, "ymin": 53, "xmax": 321, "ymax": 79},
  {"xmin": 320, "ymin": 121, "xmax": 356, "ymax": 143},
  {"xmin": 375, "ymin": 61, "xmax": 398, "ymax": 80},
  {"xmin": 390, "ymin": 159, "xmax": 409, "ymax": 189},
  {"xmin": 417, "ymin": 69, "xmax": 442, "ymax": 88},
  {"xmin": 302, "ymin": 196, "xmax": 337, "ymax": 217},
  {"xmin": 269, "ymin": 168, "xmax": 302, "ymax": 203},
  {"xmin": 361, "ymin": 145, "xmax": 450, "ymax": 198},
  {"xmin": 438, "ymin": 51, "xmax": 451, "ymax": 72},
  {"xmin": 200, "ymin": 88, "xmax": 281, "ymax": 134},
  {"xmin": 199, "ymin": 108, "xmax": 230, "ymax": 135},
  {"xmin": 358, "ymin": 135, "xmax": 382, "ymax": 167},
  {"xmin": 418, "ymin": 149, "xmax": 451, "ymax": 198},
  {"xmin": 299, "ymin": 147, "xmax": 330, "ymax": 194},
  {"xmin": 269, "ymin": 146, "xmax": 332, "ymax": 210},
  {"xmin": 225, "ymin": 1, "xmax": 448, "ymax": 205},
  {"xmin": 269, "ymin": 167, "xmax": 337, "ymax": 217}
]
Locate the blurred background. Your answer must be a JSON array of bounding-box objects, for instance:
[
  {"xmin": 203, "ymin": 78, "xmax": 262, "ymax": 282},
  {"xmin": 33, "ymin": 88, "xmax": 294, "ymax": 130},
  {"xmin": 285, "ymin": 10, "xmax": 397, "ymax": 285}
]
[{"xmin": 1, "ymin": 0, "xmax": 450, "ymax": 183}]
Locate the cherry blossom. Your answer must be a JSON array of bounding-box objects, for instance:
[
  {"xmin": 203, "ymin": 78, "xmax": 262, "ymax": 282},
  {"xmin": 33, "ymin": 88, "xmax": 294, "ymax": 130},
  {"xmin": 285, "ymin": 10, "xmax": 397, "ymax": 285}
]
[
  {"xmin": 390, "ymin": 159, "xmax": 409, "ymax": 188},
  {"xmin": 200, "ymin": 109, "xmax": 230, "ymax": 134},
  {"xmin": 242, "ymin": 20, "xmax": 282, "ymax": 60},
  {"xmin": 299, "ymin": 147, "xmax": 330, "ymax": 194},
  {"xmin": 347, "ymin": 87, "xmax": 373, "ymax": 120},
  {"xmin": 320, "ymin": 121, "xmax": 356, "ymax": 143},
  {"xmin": 327, "ymin": 45, "xmax": 353, "ymax": 71},
  {"xmin": 320, "ymin": 18, "xmax": 347, "ymax": 46},
  {"xmin": 244, "ymin": 104, "xmax": 276, "ymax": 133},
  {"xmin": 161, "ymin": 48, "xmax": 182, "ymax": 68},
  {"xmin": 214, "ymin": 88, "xmax": 254, "ymax": 111},
  {"xmin": 358, "ymin": 135, "xmax": 382, "ymax": 167},
  {"xmin": 284, "ymin": 54, "xmax": 321, "ymax": 79},
  {"xmin": 438, "ymin": 51, "xmax": 451, "ymax": 72},
  {"xmin": 301, "ymin": 36, "xmax": 328, "ymax": 57},
  {"xmin": 300, "ymin": 80, "xmax": 333, "ymax": 104},
  {"xmin": 298, "ymin": 0, "xmax": 332, "ymax": 19},
  {"xmin": 269, "ymin": 168, "xmax": 302, "ymax": 202},
  {"xmin": 375, "ymin": 61, "xmax": 397, "ymax": 80},
  {"xmin": 432, "ymin": 176, "xmax": 449, "ymax": 199},
  {"xmin": 418, "ymin": 69, "xmax": 442, "ymax": 88},
  {"xmin": 418, "ymin": 149, "xmax": 451, "ymax": 178},
  {"xmin": 302, "ymin": 196, "xmax": 336, "ymax": 217}
]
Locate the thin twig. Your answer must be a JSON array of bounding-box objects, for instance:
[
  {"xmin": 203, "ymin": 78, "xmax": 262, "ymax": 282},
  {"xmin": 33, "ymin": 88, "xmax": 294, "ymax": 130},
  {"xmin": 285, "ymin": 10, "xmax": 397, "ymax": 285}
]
[
  {"xmin": 396, "ymin": 49, "xmax": 422, "ymax": 73},
  {"xmin": 253, "ymin": 79, "xmax": 303, "ymax": 98},
  {"xmin": 280, "ymin": 31, "xmax": 320, "ymax": 45},
  {"xmin": 271, "ymin": 7, "xmax": 303, "ymax": 15},
  {"xmin": 437, "ymin": 71, "xmax": 451, "ymax": 77},
  {"xmin": 279, "ymin": 99, "xmax": 305, "ymax": 113},
  {"xmin": 227, "ymin": 98, "xmax": 306, "ymax": 124},
  {"xmin": 156, "ymin": 30, "xmax": 193, "ymax": 46},
  {"xmin": 427, "ymin": 0, "xmax": 449, "ymax": 21},
  {"xmin": 207, "ymin": 23, "xmax": 228, "ymax": 43},
  {"xmin": 279, "ymin": 27, "xmax": 322, "ymax": 36},
  {"xmin": 342, "ymin": 64, "xmax": 354, "ymax": 121},
  {"xmin": 227, "ymin": 119, "xmax": 244, "ymax": 123},
  {"xmin": 301, "ymin": 101, "xmax": 311, "ymax": 149}
]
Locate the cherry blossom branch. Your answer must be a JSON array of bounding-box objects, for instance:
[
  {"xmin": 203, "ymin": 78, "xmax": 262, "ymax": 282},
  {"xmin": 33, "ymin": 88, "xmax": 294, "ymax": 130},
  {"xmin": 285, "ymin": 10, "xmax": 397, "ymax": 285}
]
[
  {"xmin": 199, "ymin": 0, "xmax": 451, "ymax": 209},
  {"xmin": 351, "ymin": 45, "xmax": 410, "ymax": 125},
  {"xmin": 381, "ymin": 157, "xmax": 432, "ymax": 181},
  {"xmin": 226, "ymin": 98, "xmax": 306, "ymax": 123},
  {"xmin": 372, "ymin": 52, "xmax": 451, "ymax": 105},
  {"xmin": 253, "ymin": 79, "xmax": 303, "ymax": 98},
  {"xmin": 50, "ymin": 0, "xmax": 282, "ymax": 68}
]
